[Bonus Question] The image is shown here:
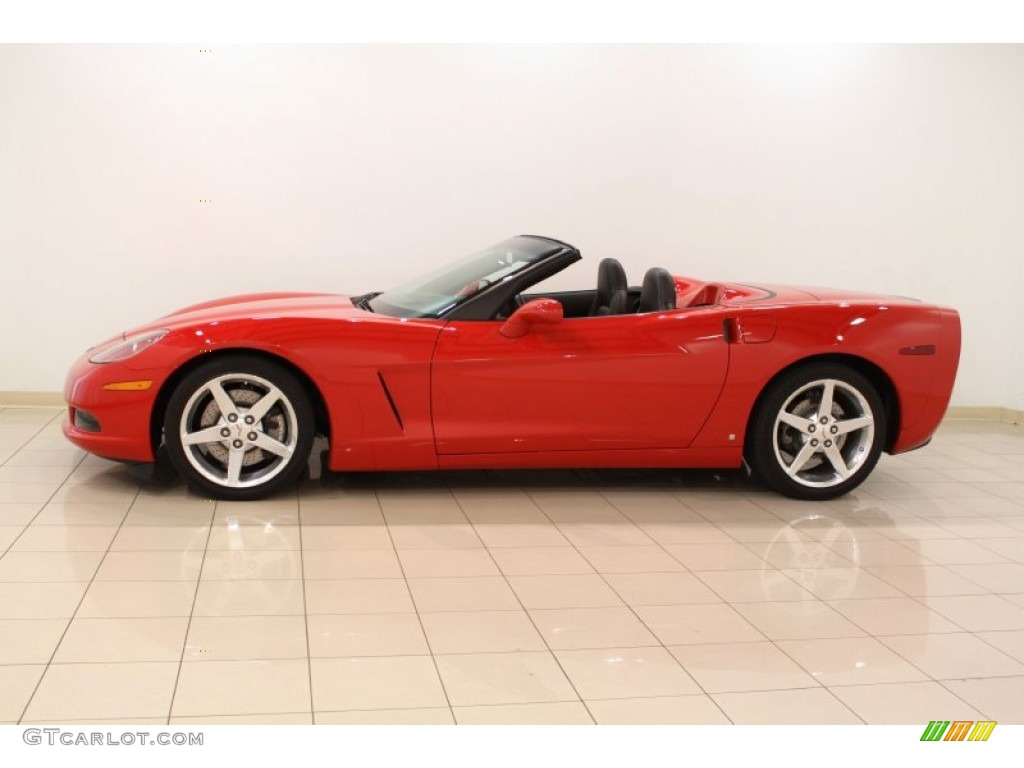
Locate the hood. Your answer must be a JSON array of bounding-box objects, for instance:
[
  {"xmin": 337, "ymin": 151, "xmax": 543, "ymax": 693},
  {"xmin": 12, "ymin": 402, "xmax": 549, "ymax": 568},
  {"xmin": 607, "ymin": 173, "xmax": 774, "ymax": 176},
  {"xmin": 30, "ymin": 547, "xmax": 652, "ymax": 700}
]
[
  {"xmin": 121, "ymin": 292, "xmax": 365, "ymax": 338},
  {"xmin": 160, "ymin": 291, "xmax": 364, "ymax": 325},
  {"xmin": 163, "ymin": 292, "xmax": 354, "ymax": 318}
]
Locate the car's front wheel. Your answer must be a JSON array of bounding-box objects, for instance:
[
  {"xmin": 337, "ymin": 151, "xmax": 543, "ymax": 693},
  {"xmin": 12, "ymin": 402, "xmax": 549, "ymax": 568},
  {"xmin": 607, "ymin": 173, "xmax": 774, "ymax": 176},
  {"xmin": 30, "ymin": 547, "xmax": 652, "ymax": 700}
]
[
  {"xmin": 164, "ymin": 356, "xmax": 314, "ymax": 500},
  {"xmin": 745, "ymin": 363, "xmax": 885, "ymax": 500}
]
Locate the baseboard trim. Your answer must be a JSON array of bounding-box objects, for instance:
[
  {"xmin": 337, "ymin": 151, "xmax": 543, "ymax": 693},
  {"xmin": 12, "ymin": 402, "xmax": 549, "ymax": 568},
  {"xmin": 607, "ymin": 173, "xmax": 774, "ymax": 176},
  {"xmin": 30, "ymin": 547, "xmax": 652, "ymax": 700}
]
[
  {"xmin": 0, "ymin": 392, "xmax": 66, "ymax": 407},
  {"xmin": 945, "ymin": 406, "xmax": 1024, "ymax": 426},
  {"xmin": 2, "ymin": 392, "xmax": 1023, "ymax": 426}
]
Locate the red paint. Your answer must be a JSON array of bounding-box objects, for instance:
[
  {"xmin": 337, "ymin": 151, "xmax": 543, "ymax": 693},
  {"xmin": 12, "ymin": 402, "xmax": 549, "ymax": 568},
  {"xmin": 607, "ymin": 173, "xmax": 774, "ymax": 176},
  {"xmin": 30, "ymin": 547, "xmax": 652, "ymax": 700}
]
[
  {"xmin": 63, "ymin": 272, "xmax": 961, "ymax": 475},
  {"xmin": 499, "ymin": 298, "xmax": 564, "ymax": 338}
]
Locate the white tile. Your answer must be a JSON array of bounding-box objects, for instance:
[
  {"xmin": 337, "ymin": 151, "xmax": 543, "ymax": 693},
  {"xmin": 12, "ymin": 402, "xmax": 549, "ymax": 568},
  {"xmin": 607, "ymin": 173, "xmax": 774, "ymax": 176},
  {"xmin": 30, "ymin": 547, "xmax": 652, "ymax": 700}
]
[
  {"xmin": 557, "ymin": 523, "xmax": 654, "ymax": 547},
  {"xmin": 96, "ymin": 551, "xmax": 204, "ymax": 581},
  {"xmin": 776, "ymin": 637, "xmax": 928, "ymax": 686},
  {"xmin": 303, "ymin": 550, "xmax": 401, "ymax": 579},
  {"xmin": 78, "ymin": 581, "xmax": 198, "ymax": 618},
  {"xmin": 923, "ymin": 595, "xmax": 1024, "ymax": 631},
  {"xmin": 317, "ymin": 708, "xmax": 452, "ymax": 725},
  {"xmin": 56, "ymin": 617, "xmax": 189, "ymax": 663},
  {"xmin": 299, "ymin": 524, "xmax": 392, "ymax": 550},
  {"xmin": 947, "ymin": 563, "xmax": 1024, "ymax": 593},
  {"xmin": 193, "ymin": 579, "xmax": 304, "ymax": 617},
  {"xmin": 577, "ymin": 546, "xmax": 684, "ymax": 574},
  {"xmin": 306, "ymin": 579, "xmax": 415, "ymax": 614},
  {"xmin": 530, "ymin": 607, "xmax": 658, "ymax": 650},
  {"xmin": 32, "ymin": 502, "xmax": 129, "ymax": 526},
  {"xmin": 669, "ymin": 641, "xmax": 819, "ymax": 693},
  {"xmin": 308, "ymin": 613, "xmax": 428, "ymax": 657},
  {"xmin": 734, "ymin": 601, "xmax": 866, "ymax": 641},
  {"xmin": 602, "ymin": 572, "xmax": 722, "ymax": 606},
  {"xmin": 976, "ymin": 630, "xmax": 1024, "ymax": 664},
  {"xmin": 695, "ymin": 569, "xmax": 815, "ymax": 603},
  {"xmin": 200, "ymin": 550, "xmax": 303, "ymax": 580},
  {"xmin": 454, "ymin": 702, "xmax": 592, "ymax": 724},
  {"xmin": 0, "ymin": 618, "xmax": 68, "ymax": 664},
  {"xmin": 435, "ymin": 651, "xmax": 576, "ymax": 706},
  {"xmin": 914, "ymin": 539, "xmax": 1010, "ymax": 565},
  {"xmin": 25, "ymin": 662, "xmax": 179, "ymax": 721},
  {"xmin": 866, "ymin": 565, "xmax": 989, "ymax": 597},
  {"xmin": 828, "ymin": 598, "xmax": 962, "ymax": 636},
  {"xmin": 586, "ymin": 695, "xmax": 730, "ymax": 724},
  {"xmin": 508, "ymin": 574, "xmax": 623, "ymax": 609},
  {"xmin": 421, "ymin": 610, "xmax": 545, "ymax": 654},
  {"xmin": 0, "ymin": 582, "xmax": 89, "ymax": 619},
  {"xmin": 473, "ymin": 523, "xmax": 570, "ymax": 548},
  {"xmin": 663, "ymin": 543, "xmax": 766, "ymax": 571},
  {"xmin": 712, "ymin": 688, "xmax": 861, "ymax": 724},
  {"xmin": 110, "ymin": 526, "xmax": 211, "ymax": 551},
  {"xmin": 490, "ymin": 547, "xmax": 595, "ymax": 576},
  {"xmin": 172, "ymin": 660, "xmax": 311, "ymax": 716},
  {"xmin": 213, "ymin": 499, "xmax": 299, "ymax": 526},
  {"xmin": 311, "ymin": 656, "xmax": 447, "ymax": 711},
  {"xmin": 388, "ymin": 523, "xmax": 483, "ymax": 550},
  {"xmin": 781, "ymin": 567, "xmax": 905, "ymax": 600},
  {"xmin": 409, "ymin": 577, "xmax": 518, "ymax": 612},
  {"xmin": 206, "ymin": 524, "xmax": 301, "ymax": 550},
  {"xmin": 185, "ymin": 616, "xmax": 308, "ymax": 661},
  {"xmin": 555, "ymin": 646, "xmax": 700, "ymax": 699},
  {"xmin": 0, "ymin": 525, "xmax": 23, "ymax": 550},
  {"xmin": 880, "ymin": 633, "xmax": 1024, "ymax": 679},
  {"xmin": 0, "ymin": 665, "xmax": 47, "ymax": 720},
  {"xmin": 636, "ymin": 603, "xmax": 765, "ymax": 645},
  {"xmin": 174, "ymin": 713, "xmax": 314, "ymax": 725},
  {"xmin": 0, "ymin": 503, "xmax": 44, "ymax": 526},
  {"xmin": 398, "ymin": 549, "xmax": 499, "ymax": 578},
  {"xmin": 0, "ymin": 548, "xmax": 106, "ymax": 582},
  {"xmin": 942, "ymin": 676, "xmax": 1024, "ymax": 722},
  {"xmin": 299, "ymin": 492, "xmax": 384, "ymax": 525},
  {"xmin": 829, "ymin": 681, "xmax": 984, "ymax": 724}
]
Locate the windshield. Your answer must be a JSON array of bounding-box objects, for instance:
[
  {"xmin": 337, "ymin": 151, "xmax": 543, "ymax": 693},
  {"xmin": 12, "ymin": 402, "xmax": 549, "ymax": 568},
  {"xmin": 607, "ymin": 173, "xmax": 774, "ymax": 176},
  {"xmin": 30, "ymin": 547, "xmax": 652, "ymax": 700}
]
[{"xmin": 367, "ymin": 236, "xmax": 564, "ymax": 318}]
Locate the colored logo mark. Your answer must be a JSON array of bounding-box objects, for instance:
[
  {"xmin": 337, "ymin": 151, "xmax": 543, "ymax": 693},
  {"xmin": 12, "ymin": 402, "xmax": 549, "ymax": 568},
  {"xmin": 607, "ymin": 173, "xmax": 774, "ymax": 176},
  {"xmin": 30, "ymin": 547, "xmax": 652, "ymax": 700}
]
[{"xmin": 920, "ymin": 721, "xmax": 997, "ymax": 742}]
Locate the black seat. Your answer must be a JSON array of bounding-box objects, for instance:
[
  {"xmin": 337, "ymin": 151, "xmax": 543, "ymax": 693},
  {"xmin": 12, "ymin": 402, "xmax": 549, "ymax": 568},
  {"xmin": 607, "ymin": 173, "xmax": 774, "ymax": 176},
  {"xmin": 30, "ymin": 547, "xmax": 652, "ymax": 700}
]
[
  {"xmin": 594, "ymin": 288, "xmax": 630, "ymax": 317},
  {"xmin": 589, "ymin": 258, "xmax": 628, "ymax": 316},
  {"xmin": 638, "ymin": 267, "xmax": 676, "ymax": 313}
]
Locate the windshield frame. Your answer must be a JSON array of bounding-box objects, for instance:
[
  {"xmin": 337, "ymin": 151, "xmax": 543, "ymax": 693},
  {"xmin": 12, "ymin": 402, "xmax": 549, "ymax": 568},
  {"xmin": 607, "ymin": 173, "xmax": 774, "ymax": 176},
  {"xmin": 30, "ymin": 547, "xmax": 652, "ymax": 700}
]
[{"xmin": 367, "ymin": 236, "xmax": 575, "ymax": 319}]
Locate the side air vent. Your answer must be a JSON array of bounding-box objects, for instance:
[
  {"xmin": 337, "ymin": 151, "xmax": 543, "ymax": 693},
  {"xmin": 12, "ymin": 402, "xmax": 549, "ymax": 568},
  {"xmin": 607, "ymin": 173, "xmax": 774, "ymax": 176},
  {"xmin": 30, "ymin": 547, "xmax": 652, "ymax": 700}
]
[{"xmin": 377, "ymin": 372, "xmax": 404, "ymax": 430}]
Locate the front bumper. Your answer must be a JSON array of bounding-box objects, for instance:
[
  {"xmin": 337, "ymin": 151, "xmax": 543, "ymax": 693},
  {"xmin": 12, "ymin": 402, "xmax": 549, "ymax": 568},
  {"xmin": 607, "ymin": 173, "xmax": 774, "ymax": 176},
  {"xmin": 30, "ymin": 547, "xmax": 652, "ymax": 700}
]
[{"xmin": 62, "ymin": 352, "xmax": 162, "ymax": 463}]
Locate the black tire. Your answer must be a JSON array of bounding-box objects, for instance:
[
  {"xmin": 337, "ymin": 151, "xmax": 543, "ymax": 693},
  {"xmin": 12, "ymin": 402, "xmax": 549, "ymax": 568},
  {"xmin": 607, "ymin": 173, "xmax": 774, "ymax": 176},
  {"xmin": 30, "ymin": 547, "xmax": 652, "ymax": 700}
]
[
  {"xmin": 745, "ymin": 363, "xmax": 886, "ymax": 501},
  {"xmin": 164, "ymin": 355, "xmax": 315, "ymax": 501}
]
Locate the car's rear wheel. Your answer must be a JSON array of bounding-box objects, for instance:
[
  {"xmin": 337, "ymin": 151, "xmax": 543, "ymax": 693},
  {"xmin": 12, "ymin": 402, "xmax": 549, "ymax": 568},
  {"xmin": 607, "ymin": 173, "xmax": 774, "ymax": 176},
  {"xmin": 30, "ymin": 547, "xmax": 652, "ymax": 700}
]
[
  {"xmin": 164, "ymin": 356, "xmax": 314, "ymax": 500},
  {"xmin": 745, "ymin": 363, "xmax": 885, "ymax": 500}
]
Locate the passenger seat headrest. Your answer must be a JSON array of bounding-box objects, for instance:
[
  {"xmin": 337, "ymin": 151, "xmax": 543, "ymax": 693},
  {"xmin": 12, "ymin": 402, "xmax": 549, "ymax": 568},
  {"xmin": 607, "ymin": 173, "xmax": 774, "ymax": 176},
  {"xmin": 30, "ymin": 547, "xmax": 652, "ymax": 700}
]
[{"xmin": 638, "ymin": 267, "xmax": 677, "ymax": 313}]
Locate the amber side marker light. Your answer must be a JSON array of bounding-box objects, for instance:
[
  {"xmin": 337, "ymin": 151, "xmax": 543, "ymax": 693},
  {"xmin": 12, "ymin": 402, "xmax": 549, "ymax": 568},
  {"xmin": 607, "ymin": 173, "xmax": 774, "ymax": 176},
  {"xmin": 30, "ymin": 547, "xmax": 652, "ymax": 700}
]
[{"xmin": 102, "ymin": 380, "xmax": 154, "ymax": 391}]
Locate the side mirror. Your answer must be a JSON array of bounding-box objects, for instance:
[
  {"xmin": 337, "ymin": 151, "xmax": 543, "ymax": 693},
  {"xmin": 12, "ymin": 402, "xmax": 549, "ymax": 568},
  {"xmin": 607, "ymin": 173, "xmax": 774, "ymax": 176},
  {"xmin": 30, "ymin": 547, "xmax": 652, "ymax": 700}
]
[{"xmin": 499, "ymin": 299, "xmax": 563, "ymax": 339}]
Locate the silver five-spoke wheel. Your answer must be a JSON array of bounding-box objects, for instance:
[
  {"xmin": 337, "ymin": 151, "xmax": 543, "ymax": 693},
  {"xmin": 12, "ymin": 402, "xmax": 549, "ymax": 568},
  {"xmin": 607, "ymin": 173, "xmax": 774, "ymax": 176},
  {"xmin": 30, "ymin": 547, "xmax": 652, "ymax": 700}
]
[
  {"xmin": 180, "ymin": 373, "xmax": 298, "ymax": 489},
  {"xmin": 746, "ymin": 363, "xmax": 886, "ymax": 500},
  {"xmin": 773, "ymin": 378, "xmax": 875, "ymax": 488},
  {"xmin": 165, "ymin": 356, "xmax": 315, "ymax": 500}
]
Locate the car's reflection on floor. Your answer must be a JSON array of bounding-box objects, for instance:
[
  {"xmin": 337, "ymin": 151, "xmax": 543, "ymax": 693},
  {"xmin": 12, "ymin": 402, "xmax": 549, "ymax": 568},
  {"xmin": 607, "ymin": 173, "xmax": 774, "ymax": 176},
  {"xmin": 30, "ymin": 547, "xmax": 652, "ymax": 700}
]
[{"xmin": 4, "ymin": 410, "xmax": 1022, "ymax": 725}]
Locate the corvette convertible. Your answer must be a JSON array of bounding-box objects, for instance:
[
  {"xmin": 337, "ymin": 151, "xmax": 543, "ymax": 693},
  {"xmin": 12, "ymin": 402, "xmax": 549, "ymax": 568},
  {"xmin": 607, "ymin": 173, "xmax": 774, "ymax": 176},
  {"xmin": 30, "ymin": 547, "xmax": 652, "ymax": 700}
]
[{"xmin": 63, "ymin": 235, "xmax": 961, "ymax": 501}]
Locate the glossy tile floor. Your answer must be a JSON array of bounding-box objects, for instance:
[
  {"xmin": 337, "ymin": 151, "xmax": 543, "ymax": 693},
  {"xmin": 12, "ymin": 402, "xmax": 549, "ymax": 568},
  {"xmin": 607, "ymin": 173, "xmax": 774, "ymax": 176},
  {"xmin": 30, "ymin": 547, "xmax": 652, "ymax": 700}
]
[{"xmin": 1, "ymin": 407, "xmax": 1023, "ymax": 725}]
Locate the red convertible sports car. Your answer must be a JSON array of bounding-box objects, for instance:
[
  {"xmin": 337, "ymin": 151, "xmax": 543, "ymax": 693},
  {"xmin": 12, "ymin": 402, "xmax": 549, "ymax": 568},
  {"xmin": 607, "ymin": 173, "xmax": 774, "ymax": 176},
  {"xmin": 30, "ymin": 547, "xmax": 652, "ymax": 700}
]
[{"xmin": 63, "ymin": 235, "xmax": 961, "ymax": 501}]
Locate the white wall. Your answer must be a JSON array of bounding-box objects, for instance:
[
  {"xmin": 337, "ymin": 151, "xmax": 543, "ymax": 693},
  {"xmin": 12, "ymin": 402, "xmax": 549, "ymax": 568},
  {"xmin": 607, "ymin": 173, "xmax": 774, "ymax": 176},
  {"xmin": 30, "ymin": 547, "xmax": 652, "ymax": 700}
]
[{"xmin": 2, "ymin": 45, "xmax": 1022, "ymax": 408}]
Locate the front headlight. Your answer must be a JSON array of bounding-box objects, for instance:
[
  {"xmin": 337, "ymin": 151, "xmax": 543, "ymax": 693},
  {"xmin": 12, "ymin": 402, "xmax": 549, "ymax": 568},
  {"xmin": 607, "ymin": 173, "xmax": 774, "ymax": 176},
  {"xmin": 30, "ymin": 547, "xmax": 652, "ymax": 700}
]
[{"xmin": 89, "ymin": 330, "xmax": 169, "ymax": 364}]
